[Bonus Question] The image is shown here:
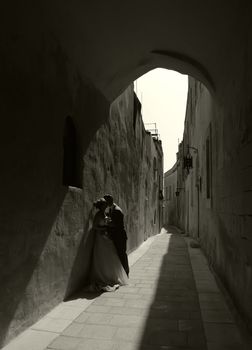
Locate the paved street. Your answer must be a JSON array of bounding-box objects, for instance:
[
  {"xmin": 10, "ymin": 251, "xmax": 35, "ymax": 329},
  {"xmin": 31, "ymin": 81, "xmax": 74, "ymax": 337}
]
[{"xmin": 3, "ymin": 228, "xmax": 247, "ymax": 350}]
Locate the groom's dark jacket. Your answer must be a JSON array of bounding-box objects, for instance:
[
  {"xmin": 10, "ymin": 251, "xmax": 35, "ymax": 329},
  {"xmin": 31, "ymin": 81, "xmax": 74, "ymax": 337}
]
[
  {"xmin": 108, "ymin": 203, "xmax": 129, "ymax": 275},
  {"xmin": 108, "ymin": 204, "xmax": 127, "ymax": 241}
]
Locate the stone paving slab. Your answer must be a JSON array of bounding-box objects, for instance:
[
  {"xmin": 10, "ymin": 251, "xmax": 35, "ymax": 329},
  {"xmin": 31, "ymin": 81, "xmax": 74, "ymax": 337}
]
[
  {"xmin": 2, "ymin": 229, "xmax": 249, "ymax": 350},
  {"xmin": 1, "ymin": 329, "xmax": 59, "ymax": 350}
]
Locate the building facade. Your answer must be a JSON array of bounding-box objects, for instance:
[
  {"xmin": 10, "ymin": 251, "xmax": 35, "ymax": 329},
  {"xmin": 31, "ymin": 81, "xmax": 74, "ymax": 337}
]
[
  {"xmin": 164, "ymin": 162, "xmax": 178, "ymax": 226},
  {"xmin": 174, "ymin": 76, "xmax": 252, "ymax": 332}
]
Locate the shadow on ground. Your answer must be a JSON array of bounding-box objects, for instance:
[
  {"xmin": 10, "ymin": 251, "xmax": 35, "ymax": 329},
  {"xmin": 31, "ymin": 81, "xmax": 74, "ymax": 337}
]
[
  {"xmin": 136, "ymin": 228, "xmax": 207, "ymax": 349},
  {"xmin": 65, "ymin": 290, "xmax": 102, "ymax": 302}
]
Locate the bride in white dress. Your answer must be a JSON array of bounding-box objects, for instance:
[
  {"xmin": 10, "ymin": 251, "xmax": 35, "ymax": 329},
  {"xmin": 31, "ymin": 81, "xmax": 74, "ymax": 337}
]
[{"xmin": 87, "ymin": 198, "xmax": 128, "ymax": 292}]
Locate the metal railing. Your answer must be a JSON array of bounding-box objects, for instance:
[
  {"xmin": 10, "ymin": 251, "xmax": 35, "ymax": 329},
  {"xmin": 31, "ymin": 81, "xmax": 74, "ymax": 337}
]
[{"xmin": 144, "ymin": 123, "xmax": 160, "ymax": 140}]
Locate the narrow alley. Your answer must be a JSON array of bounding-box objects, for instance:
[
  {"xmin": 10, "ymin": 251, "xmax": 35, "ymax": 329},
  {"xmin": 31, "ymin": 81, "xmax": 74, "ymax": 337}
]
[
  {"xmin": 3, "ymin": 228, "xmax": 247, "ymax": 350},
  {"xmin": 2, "ymin": 2, "xmax": 252, "ymax": 348}
]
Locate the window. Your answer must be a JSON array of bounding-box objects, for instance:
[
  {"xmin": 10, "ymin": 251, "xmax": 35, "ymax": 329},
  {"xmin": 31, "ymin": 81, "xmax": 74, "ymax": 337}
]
[
  {"xmin": 133, "ymin": 93, "xmax": 141, "ymax": 131},
  {"xmin": 191, "ymin": 176, "xmax": 194, "ymax": 207},
  {"xmin": 153, "ymin": 157, "xmax": 157, "ymax": 180},
  {"xmin": 169, "ymin": 186, "xmax": 172, "ymax": 200}
]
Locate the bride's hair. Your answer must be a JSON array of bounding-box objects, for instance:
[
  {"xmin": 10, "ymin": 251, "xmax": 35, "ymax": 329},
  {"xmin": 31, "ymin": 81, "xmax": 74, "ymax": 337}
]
[
  {"xmin": 93, "ymin": 198, "xmax": 107, "ymax": 210},
  {"xmin": 104, "ymin": 194, "xmax": 113, "ymax": 206}
]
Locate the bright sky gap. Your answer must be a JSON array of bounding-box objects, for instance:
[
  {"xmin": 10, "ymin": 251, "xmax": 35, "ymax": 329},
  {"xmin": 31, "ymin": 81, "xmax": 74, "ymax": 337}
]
[{"xmin": 134, "ymin": 68, "xmax": 188, "ymax": 172}]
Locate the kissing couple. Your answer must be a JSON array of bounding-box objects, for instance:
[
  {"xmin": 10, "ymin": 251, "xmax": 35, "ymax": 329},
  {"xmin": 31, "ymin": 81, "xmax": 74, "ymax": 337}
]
[{"xmin": 86, "ymin": 194, "xmax": 129, "ymax": 292}]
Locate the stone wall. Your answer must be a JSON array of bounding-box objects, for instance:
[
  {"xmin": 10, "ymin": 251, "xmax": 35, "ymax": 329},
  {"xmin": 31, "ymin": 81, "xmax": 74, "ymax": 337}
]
[
  {"xmin": 0, "ymin": 59, "xmax": 110, "ymax": 346},
  {"xmin": 81, "ymin": 85, "xmax": 163, "ymax": 252},
  {"xmin": 178, "ymin": 77, "xmax": 252, "ymax": 332},
  {"xmin": 0, "ymin": 82, "xmax": 163, "ymax": 347}
]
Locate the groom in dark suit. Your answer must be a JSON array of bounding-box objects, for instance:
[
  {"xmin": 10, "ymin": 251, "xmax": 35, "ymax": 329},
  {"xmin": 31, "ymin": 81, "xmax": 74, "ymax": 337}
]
[{"xmin": 104, "ymin": 194, "xmax": 129, "ymax": 277}]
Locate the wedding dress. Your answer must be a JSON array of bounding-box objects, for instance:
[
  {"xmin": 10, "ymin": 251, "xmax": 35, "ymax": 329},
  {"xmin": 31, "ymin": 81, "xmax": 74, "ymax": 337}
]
[{"xmin": 88, "ymin": 211, "xmax": 128, "ymax": 292}]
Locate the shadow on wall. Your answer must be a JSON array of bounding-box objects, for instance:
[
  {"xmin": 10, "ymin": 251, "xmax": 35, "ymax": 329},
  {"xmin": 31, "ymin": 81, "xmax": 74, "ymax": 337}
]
[
  {"xmin": 0, "ymin": 186, "xmax": 96, "ymax": 348},
  {"xmin": 62, "ymin": 116, "xmax": 96, "ymax": 298},
  {"xmin": 0, "ymin": 189, "xmax": 67, "ymax": 348},
  {"xmin": 137, "ymin": 229, "xmax": 207, "ymax": 349},
  {"xmin": 0, "ymin": 37, "xmax": 112, "ymax": 346},
  {"xmin": 63, "ymin": 207, "xmax": 95, "ymax": 299}
]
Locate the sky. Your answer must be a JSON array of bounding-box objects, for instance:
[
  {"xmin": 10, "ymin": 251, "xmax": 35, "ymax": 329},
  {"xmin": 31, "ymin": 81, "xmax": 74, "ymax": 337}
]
[{"xmin": 134, "ymin": 68, "xmax": 188, "ymax": 172}]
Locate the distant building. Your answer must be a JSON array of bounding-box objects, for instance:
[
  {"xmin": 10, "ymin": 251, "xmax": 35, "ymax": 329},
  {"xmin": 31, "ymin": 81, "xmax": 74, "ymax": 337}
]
[
  {"xmin": 143, "ymin": 121, "xmax": 164, "ymax": 238},
  {"xmin": 164, "ymin": 162, "xmax": 178, "ymax": 226}
]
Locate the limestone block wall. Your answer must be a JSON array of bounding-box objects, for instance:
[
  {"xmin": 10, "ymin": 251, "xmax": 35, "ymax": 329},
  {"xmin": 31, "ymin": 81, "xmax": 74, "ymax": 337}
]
[
  {"xmin": 0, "ymin": 54, "xmax": 110, "ymax": 346},
  {"xmin": 179, "ymin": 77, "xmax": 252, "ymax": 331},
  {"xmin": 82, "ymin": 86, "xmax": 163, "ymax": 252}
]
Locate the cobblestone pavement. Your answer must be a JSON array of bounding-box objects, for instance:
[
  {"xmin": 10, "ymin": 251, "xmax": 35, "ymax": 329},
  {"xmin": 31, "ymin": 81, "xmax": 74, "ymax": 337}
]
[{"xmin": 3, "ymin": 229, "xmax": 247, "ymax": 350}]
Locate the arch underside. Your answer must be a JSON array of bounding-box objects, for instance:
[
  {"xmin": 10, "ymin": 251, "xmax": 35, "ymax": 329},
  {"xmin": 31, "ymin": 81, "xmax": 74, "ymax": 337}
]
[
  {"xmin": 71, "ymin": 2, "xmax": 245, "ymax": 102},
  {"xmin": 3, "ymin": 0, "xmax": 243, "ymax": 103},
  {"xmin": 103, "ymin": 50, "xmax": 215, "ymax": 101}
]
